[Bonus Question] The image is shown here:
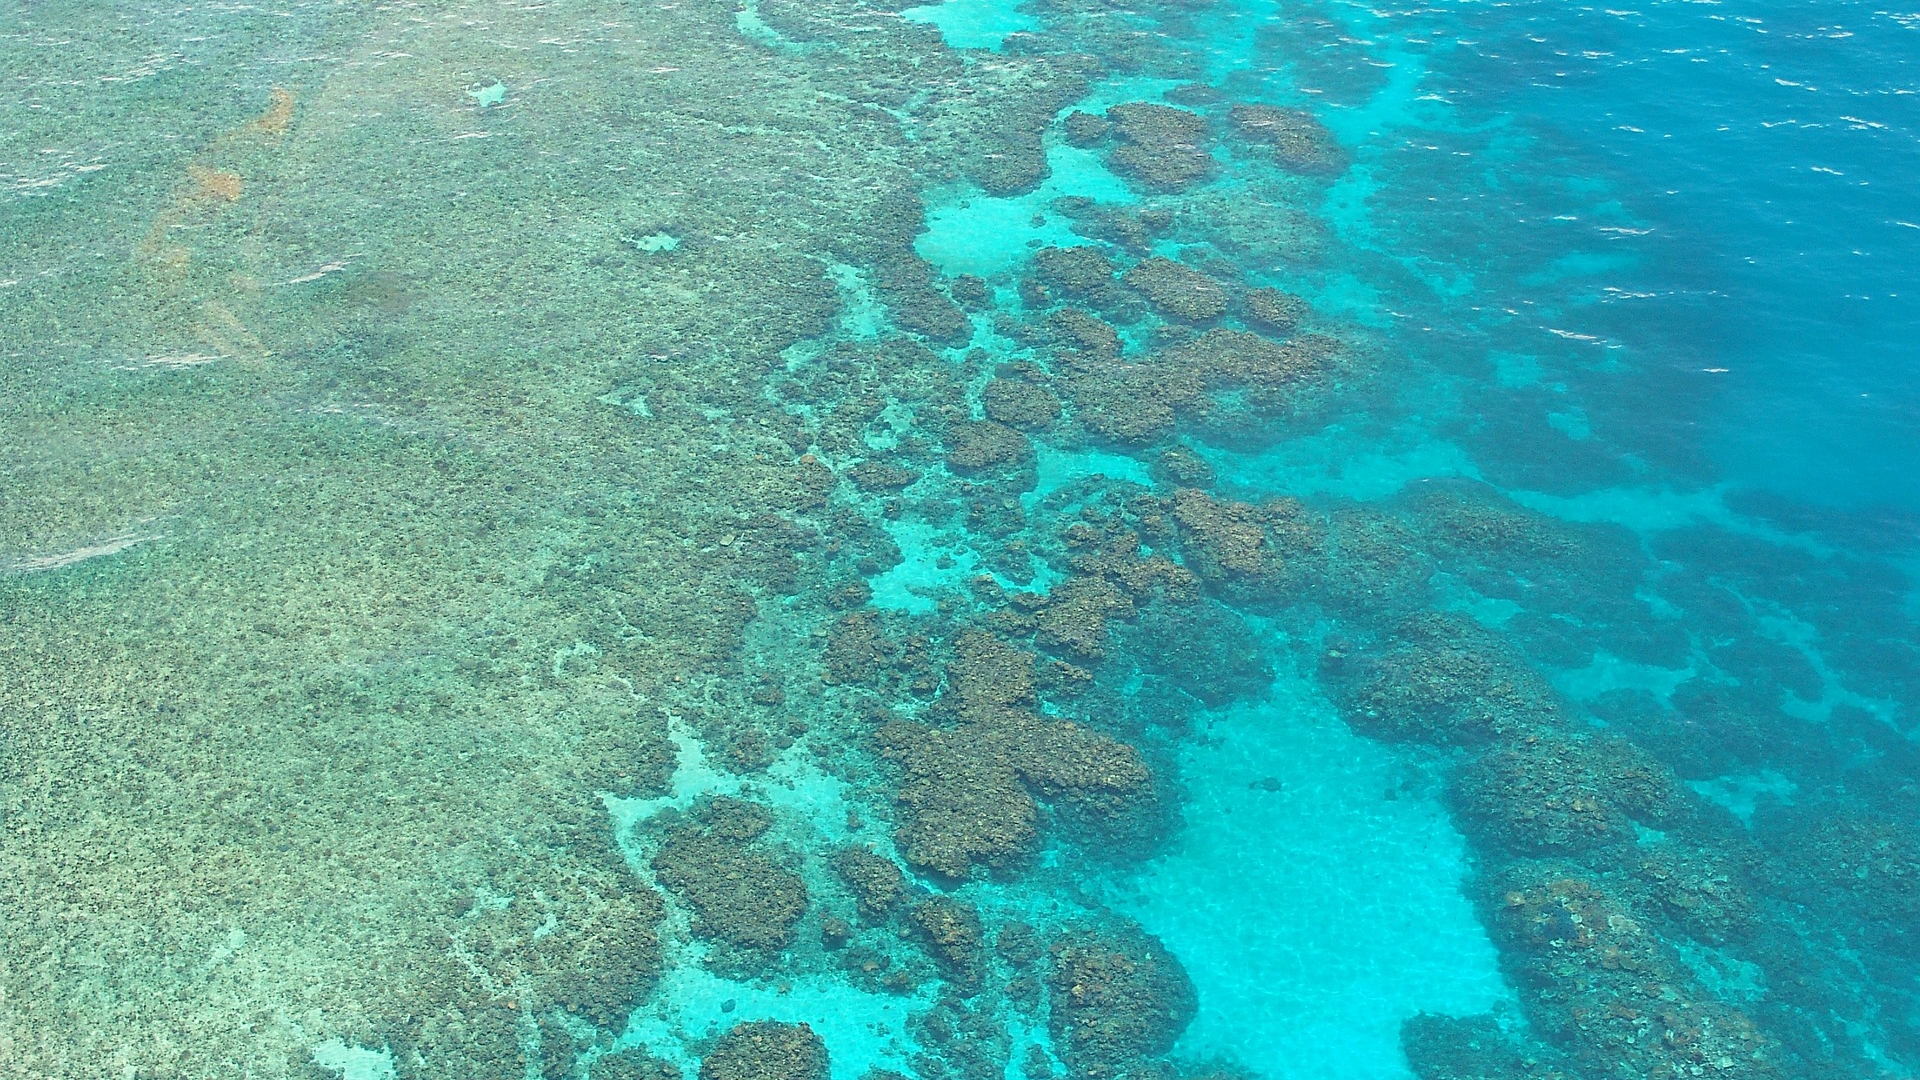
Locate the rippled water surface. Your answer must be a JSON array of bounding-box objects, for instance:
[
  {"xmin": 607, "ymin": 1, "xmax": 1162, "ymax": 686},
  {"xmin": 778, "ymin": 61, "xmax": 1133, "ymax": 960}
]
[{"xmin": 3, "ymin": 2, "xmax": 1916, "ymax": 1079}]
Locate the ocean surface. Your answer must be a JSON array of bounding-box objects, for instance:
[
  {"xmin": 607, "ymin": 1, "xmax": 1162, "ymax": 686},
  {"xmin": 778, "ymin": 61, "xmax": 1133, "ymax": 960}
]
[{"xmin": 2, "ymin": 1, "xmax": 1916, "ymax": 1080}]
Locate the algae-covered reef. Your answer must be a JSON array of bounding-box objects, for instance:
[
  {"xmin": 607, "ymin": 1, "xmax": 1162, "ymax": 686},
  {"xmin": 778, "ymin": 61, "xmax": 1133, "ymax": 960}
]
[{"xmin": 0, "ymin": 0, "xmax": 1101, "ymax": 1074}]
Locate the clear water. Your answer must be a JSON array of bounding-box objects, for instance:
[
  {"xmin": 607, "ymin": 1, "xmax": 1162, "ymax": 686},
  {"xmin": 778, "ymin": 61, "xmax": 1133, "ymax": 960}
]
[{"xmin": 3, "ymin": 1, "xmax": 1916, "ymax": 1080}]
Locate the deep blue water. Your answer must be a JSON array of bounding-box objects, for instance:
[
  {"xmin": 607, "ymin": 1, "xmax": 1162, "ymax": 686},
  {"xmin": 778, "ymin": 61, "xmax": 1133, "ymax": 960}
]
[{"xmin": 1374, "ymin": 0, "xmax": 1920, "ymax": 509}]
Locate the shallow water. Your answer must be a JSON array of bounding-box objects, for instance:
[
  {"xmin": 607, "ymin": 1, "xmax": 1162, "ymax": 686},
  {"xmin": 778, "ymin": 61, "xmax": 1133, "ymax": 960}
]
[{"xmin": 3, "ymin": 1, "xmax": 1916, "ymax": 1080}]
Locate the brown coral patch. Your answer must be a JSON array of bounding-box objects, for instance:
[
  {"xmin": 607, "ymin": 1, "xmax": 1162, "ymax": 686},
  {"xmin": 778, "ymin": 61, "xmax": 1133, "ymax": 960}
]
[
  {"xmin": 1034, "ymin": 576, "xmax": 1133, "ymax": 661},
  {"xmin": 1033, "ymin": 245, "xmax": 1120, "ymax": 296},
  {"xmin": 982, "ymin": 379, "xmax": 1063, "ymax": 430},
  {"xmin": 699, "ymin": 1021, "xmax": 828, "ymax": 1080},
  {"xmin": 1229, "ymin": 104, "xmax": 1344, "ymax": 175},
  {"xmin": 650, "ymin": 799, "xmax": 807, "ymax": 952},
  {"xmin": 875, "ymin": 633, "xmax": 1149, "ymax": 878},
  {"xmin": 1491, "ymin": 870, "xmax": 1783, "ymax": 1080},
  {"xmin": 1105, "ymin": 103, "xmax": 1213, "ymax": 192},
  {"xmin": 1123, "ymin": 258, "xmax": 1229, "ymax": 322},
  {"xmin": 1058, "ymin": 329, "xmax": 1337, "ymax": 447},
  {"xmin": 1169, "ymin": 487, "xmax": 1298, "ymax": 581},
  {"xmin": 847, "ymin": 459, "xmax": 921, "ymax": 492},
  {"xmin": 1046, "ymin": 308, "xmax": 1123, "ymax": 358},
  {"xmin": 1323, "ymin": 615, "xmax": 1565, "ymax": 746},
  {"xmin": 945, "ymin": 420, "xmax": 1035, "ymax": 475},
  {"xmin": 911, "ymin": 896, "xmax": 985, "ymax": 988},
  {"xmin": 1048, "ymin": 926, "xmax": 1197, "ymax": 1078},
  {"xmin": 1242, "ymin": 287, "xmax": 1309, "ymax": 334},
  {"xmin": 832, "ymin": 847, "xmax": 907, "ymax": 922}
]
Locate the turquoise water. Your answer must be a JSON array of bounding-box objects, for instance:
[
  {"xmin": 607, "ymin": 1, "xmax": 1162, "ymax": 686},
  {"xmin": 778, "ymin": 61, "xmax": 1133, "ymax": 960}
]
[{"xmin": 3, "ymin": 1, "xmax": 1917, "ymax": 1079}]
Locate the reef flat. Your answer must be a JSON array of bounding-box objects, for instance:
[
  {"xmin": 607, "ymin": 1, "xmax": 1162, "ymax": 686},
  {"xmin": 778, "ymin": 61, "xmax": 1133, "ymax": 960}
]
[{"xmin": 3, "ymin": 1, "xmax": 1916, "ymax": 1079}]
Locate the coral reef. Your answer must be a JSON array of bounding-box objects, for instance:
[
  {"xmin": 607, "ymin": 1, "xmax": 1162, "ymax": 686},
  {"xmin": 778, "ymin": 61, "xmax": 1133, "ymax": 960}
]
[
  {"xmin": 1451, "ymin": 733, "xmax": 1681, "ymax": 855},
  {"xmin": 1122, "ymin": 600, "xmax": 1273, "ymax": 707},
  {"xmin": 1058, "ymin": 329, "xmax": 1338, "ymax": 448},
  {"xmin": 1045, "ymin": 308, "xmax": 1124, "ymax": 358},
  {"xmin": 594, "ymin": 1050, "xmax": 682, "ymax": 1080},
  {"xmin": 1122, "ymin": 258, "xmax": 1230, "ymax": 322},
  {"xmin": 832, "ymin": 847, "xmax": 908, "ymax": 922},
  {"xmin": 1063, "ymin": 110, "xmax": 1110, "ymax": 147},
  {"xmin": 649, "ymin": 798, "xmax": 808, "ymax": 953},
  {"xmin": 1756, "ymin": 809, "xmax": 1920, "ymax": 957},
  {"xmin": 874, "ymin": 632, "xmax": 1150, "ymax": 877},
  {"xmin": 1034, "ymin": 244, "xmax": 1120, "ymax": 294},
  {"xmin": 1241, "ymin": 287, "xmax": 1309, "ymax": 334},
  {"xmin": 983, "ymin": 378, "xmax": 1063, "ymax": 430},
  {"xmin": 1228, "ymin": 104, "xmax": 1345, "ymax": 174},
  {"xmin": 1401, "ymin": 1013, "xmax": 1582, "ymax": 1080},
  {"xmin": 945, "ymin": 420, "xmax": 1037, "ymax": 477},
  {"xmin": 911, "ymin": 896, "xmax": 986, "ymax": 988},
  {"xmin": 1104, "ymin": 103, "xmax": 1214, "ymax": 192},
  {"xmin": 1490, "ymin": 869, "xmax": 1783, "ymax": 1080},
  {"xmin": 698, "ymin": 1022, "xmax": 828, "ymax": 1080},
  {"xmin": 12, "ymin": 0, "xmax": 1914, "ymax": 1075},
  {"xmin": 1321, "ymin": 615, "xmax": 1564, "ymax": 745},
  {"xmin": 1047, "ymin": 924, "xmax": 1197, "ymax": 1078},
  {"xmin": 1630, "ymin": 844, "xmax": 1760, "ymax": 947}
]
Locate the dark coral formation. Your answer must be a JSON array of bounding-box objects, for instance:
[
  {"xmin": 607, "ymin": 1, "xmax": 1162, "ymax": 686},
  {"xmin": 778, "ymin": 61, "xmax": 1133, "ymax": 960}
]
[
  {"xmin": 1322, "ymin": 615, "xmax": 1563, "ymax": 745},
  {"xmin": 873, "ymin": 254, "xmax": 972, "ymax": 346},
  {"xmin": 1048, "ymin": 925, "xmax": 1197, "ymax": 1078},
  {"xmin": 918, "ymin": 53, "xmax": 1102, "ymax": 196},
  {"xmin": 911, "ymin": 896, "xmax": 986, "ymax": 988},
  {"xmin": 1631, "ymin": 844, "xmax": 1760, "ymax": 947},
  {"xmin": 1046, "ymin": 308, "xmax": 1124, "ymax": 357},
  {"xmin": 874, "ymin": 632, "xmax": 1150, "ymax": 877},
  {"xmin": 983, "ymin": 377, "xmax": 1063, "ymax": 430},
  {"xmin": 650, "ymin": 798, "xmax": 808, "ymax": 953},
  {"xmin": 1402, "ymin": 1013, "xmax": 1580, "ymax": 1080},
  {"xmin": 946, "ymin": 419, "xmax": 1037, "ymax": 477},
  {"xmin": 698, "ymin": 1021, "xmax": 828, "ymax": 1080},
  {"xmin": 1063, "ymin": 110, "xmax": 1110, "ymax": 148},
  {"xmin": 1757, "ymin": 809, "xmax": 1920, "ymax": 957},
  {"xmin": 1491, "ymin": 870, "xmax": 1784, "ymax": 1080},
  {"xmin": 594, "ymin": 1049, "xmax": 683, "ymax": 1080},
  {"xmin": 1228, "ymin": 104, "xmax": 1345, "ymax": 175},
  {"xmin": 1034, "ymin": 244, "xmax": 1119, "ymax": 295},
  {"xmin": 1451, "ymin": 733, "xmax": 1680, "ymax": 855},
  {"xmin": 1123, "ymin": 600, "xmax": 1273, "ymax": 707},
  {"xmin": 1242, "ymin": 286, "xmax": 1309, "ymax": 334},
  {"xmin": 1059, "ymin": 330, "xmax": 1338, "ymax": 447},
  {"xmin": 1122, "ymin": 257, "xmax": 1230, "ymax": 322},
  {"xmin": 848, "ymin": 458, "xmax": 921, "ymax": 492},
  {"xmin": 1105, "ymin": 103, "xmax": 1214, "ymax": 192},
  {"xmin": 832, "ymin": 846, "xmax": 907, "ymax": 922}
]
